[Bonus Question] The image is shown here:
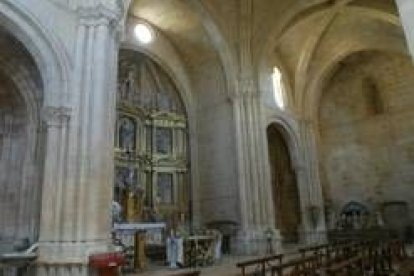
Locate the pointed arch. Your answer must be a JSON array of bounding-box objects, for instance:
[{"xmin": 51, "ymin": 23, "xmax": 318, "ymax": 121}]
[{"xmin": 0, "ymin": 0, "xmax": 71, "ymax": 108}]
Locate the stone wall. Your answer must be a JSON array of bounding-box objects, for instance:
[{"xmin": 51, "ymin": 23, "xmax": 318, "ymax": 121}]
[
  {"xmin": 196, "ymin": 59, "xmax": 239, "ymax": 224},
  {"xmin": 319, "ymin": 51, "xmax": 414, "ymax": 227}
]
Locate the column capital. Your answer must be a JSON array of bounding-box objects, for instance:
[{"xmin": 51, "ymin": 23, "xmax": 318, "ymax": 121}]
[
  {"xmin": 230, "ymin": 77, "xmax": 260, "ymax": 101},
  {"xmin": 42, "ymin": 106, "xmax": 71, "ymax": 127},
  {"xmin": 76, "ymin": 3, "xmax": 123, "ymax": 27}
]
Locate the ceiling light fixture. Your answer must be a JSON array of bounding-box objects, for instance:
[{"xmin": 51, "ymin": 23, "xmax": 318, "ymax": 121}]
[{"xmin": 134, "ymin": 23, "xmax": 154, "ymax": 44}]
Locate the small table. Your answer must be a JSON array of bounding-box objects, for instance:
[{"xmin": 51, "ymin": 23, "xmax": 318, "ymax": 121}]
[{"xmin": 113, "ymin": 223, "xmax": 166, "ymax": 270}]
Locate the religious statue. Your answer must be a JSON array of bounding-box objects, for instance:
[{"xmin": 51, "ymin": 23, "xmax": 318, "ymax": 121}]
[
  {"xmin": 119, "ymin": 117, "xmax": 135, "ymax": 151},
  {"xmin": 121, "ymin": 68, "xmax": 137, "ymax": 101},
  {"xmin": 112, "ymin": 200, "xmax": 122, "ymax": 224}
]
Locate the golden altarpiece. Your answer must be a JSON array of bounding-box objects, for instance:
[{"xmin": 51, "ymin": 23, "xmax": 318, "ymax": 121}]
[{"xmin": 114, "ymin": 50, "xmax": 190, "ymax": 231}]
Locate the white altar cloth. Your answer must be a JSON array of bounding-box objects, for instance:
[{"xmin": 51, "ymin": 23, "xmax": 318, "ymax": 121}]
[{"xmin": 113, "ymin": 223, "xmax": 166, "ymax": 232}]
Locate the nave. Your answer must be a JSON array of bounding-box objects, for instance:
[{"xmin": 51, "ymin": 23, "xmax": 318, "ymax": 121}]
[{"xmin": 1, "ymin": 0, "xmax": 414, "ymax": 275}]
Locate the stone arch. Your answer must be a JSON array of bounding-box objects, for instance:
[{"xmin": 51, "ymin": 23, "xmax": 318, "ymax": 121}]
[
  {"xmin": 0, "ymin": 0, "xmax": 70, "ymax": 107},
  {"xmin": 316, "ymin": 50, "xmax": 414, "ymax": 232},
  {"xmin": 0, "ymin": 28, "xmax": 43, "ymax": 245},
  {"xmin": 187, "ymin": 0, "xmax": 238, "ymax": 98},
  {"xmin": 119, "ymin": 44, "xmax": 195, "ymax": 123},
  {"xmin": 115, "ymin": 47, "xmax": 200, "ymax": 228},
  {"xmin": 266, "ymin": 120, "xmax": 303, "ymax": 243},
  {"xmin": 304, "ymin": 48, "xmax": 410, "ymax": 123},
  {"xmin": 259, "ymin": 1, "xmax": 402, "ymax": 114},
  {"xmin": 0, "ymin": 0, "xmax": 70, "ymax": 246},
  {"xmin": 118, "ymin": 43, "xmax": 200, "ymax": 220},
  {"xmin": 125, "ymin": 0, "xmax": 237, "ymax": 99},
  {"xmin": 265, "ymin": 116, "xmax": 302, "ymax": 170}
]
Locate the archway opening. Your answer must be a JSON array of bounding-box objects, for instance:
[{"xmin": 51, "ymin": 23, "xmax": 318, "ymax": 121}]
[
  {"xmin": 113, "ymin": 49, "xmax": 190, "ymax": 232},
  {"xmin": 267, "ymin": 124, "xmax": 301, "ymax": 244},
  {"xmin": 0, "ymin": 26, "xmax": 43, "ymax": 249}
]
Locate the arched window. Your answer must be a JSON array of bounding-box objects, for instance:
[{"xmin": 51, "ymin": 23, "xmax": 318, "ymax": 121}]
[{"xmin": 272, "ymin": 67, "xmax": 286, "ymax": 109}]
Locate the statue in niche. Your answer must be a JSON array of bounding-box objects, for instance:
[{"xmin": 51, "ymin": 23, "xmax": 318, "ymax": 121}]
[
  {"xmin": 157, "ymin": 173, "xmax": 173, "ymax": 204},
  {"xmin": 119, "ymin": 67, "xmax": 137, "ymax": 101},
  {"xmin": 119, "ymin": 117, "xmax": 136, "ymax": 151},
  {"xmin": 157, "ymin": 92, "xmax": 172, "ymax": 112},
  {"xmin": 115, "ymin": 166, "xmax": 145, "ymax": 222},
  {"xmin": 156, "ymin": 127, "xmax": 172, "ymax": 155},
  {"xmin": 126, "ymin": 166, "xmax": 136, "ymax": 187},
  {"xmin": 126, "ymin": 191, "xmax": 138, "ymax": 222},
  {"xmin": 112, "ymin": 200, "xmax": 123, "ymax": 224},
  {"xmin": 115, "ymin": 174, "xmax": 125, "ymax": 191}
]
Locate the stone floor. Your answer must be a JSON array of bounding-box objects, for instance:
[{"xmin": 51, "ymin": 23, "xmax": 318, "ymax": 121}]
[
  {"xmin": 128, "ymin": 245, "xmax": 302, "ymax": 276},
  {"xmin": 128, "ymin": 255, "xmax": 252, "ymax": 276},
  {"xmin": 127, "ymin": 244, "xmax": 414, "ymax": 276}
]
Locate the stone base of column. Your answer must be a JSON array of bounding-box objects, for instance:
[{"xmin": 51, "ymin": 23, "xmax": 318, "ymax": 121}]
[
  {"xmin": 232, "ymin": 226, "xmax": 281, "ymax": 256},
  {"xmin": 35, "ymin": 240, "xmax": 114, "ymax": 276},
  {"xmin": 35, "ymin": 263, "xmax": 89, "ymax": 276}
]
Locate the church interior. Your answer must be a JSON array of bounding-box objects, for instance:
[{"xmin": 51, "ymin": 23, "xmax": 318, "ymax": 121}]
[{"xmin": 1, "ymin": 0, "xmax": 414, "ymax": 275}]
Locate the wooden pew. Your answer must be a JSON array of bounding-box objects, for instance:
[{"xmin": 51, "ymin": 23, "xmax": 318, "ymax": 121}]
[
  {"xmin": 236, "ymin": 254, "xmax": 283, "ymax": 276},
  {"xmin": 238, "ymin": 239, "xmax": 406, "ymax": 276},
  {"xmin": 323, "ymin": 241, "xmax": 378, "ymax": 275},
  {"xmin": 271, "ymin": 242, "xmax": 361, "ymax": 275},
  {"xmin": 299, "ymin": 244, "xmax": 328, "ymax": 260},
  {"xmin": 389, "ymin": 239, "xmax": 407, "ymax": 260},
  {"xmin": 172, "ymin": 270, "xmax": 201, "ymax": 276},
  {"xmin": 271, "ymin": 255, "xmax": 320, "ymax": 276},
  {"xmin": 324, "ymin": 255, "xmax": 365, "ymax": 276}
]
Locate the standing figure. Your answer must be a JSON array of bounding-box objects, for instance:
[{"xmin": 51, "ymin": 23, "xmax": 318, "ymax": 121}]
[
  {"xmin": 119, "ymin": 117, "xmax": 136, "ymax": 151},
  {"xmin": 123, "ymin": 68, "xmax": 137, "ymax": 101}
]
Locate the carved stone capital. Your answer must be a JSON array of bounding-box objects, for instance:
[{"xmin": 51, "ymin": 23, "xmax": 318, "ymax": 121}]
[
  {"xmin": 77, "ymin": 3, "xmax": 122, "ymax": 27},
  {"xmin": 230, "ymin": 77, "xmax": 260, "ymax": 101},
  {"xmin": 42, "ymin": 106, "xmax": 71, "ymax": 127}
]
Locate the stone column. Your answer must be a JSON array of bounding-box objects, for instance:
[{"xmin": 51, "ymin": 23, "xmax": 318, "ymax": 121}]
[
  {"xmin": 396, "ymin": 0, "xmax": 414, "ymax": 59},
  {"xmin": 232, "ymin": 0, "xmax": 280, "ymax": 255},
  {"xmin": 298, "ymin": 120, "xmax": 326, "ymax": 244},
  {"xmin": 36, "ymin": 2, "xmax": 122, "ymax": 275}
]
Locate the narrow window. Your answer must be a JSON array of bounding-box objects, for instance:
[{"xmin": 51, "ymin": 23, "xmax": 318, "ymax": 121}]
[{"xmin": 272, "ymin": 67, "xmax": 285, "ymax": 109}]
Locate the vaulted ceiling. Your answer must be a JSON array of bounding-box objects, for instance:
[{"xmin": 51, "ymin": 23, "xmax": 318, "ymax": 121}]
[{"xmin": 127, "ymin": 0, "xmax": 406, "ymax": 113}]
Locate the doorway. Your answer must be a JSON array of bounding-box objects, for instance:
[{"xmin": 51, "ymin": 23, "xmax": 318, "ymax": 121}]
[{"xmin": 267, "ymin": 124, "xmax": 301, "ymax": 243}]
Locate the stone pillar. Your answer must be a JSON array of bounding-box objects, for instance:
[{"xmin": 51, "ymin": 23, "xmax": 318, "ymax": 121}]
[
  {"xmin": 232, "ymin": 90, "xmax": 281, "ymax": 255},
  {"xmin": 396, "ymin": 0, "xmax": 414, "ymax": 59},
  {"xmin": 36, "ymin": 2, "xmax": 123, "ymax": 275},
  {"xmin": 232, "ymin": 0, "xmax": 280, "ymax": 255},
  {"xmin": 298, "ymin": 120, "xmax": 326, "ymax": 245}
]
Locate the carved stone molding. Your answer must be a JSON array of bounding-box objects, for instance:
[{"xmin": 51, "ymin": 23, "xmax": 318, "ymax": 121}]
[
  {"xmin": 230, "ymin": 77, "xmax": 259, "ymax": 101},
  {"xmin": 42, "ymin": 106, "xmax": 71, "ymax": 127},
  {"xmin": 77, "ymin": 2, "xmax": 123, "ymax": 27}
]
